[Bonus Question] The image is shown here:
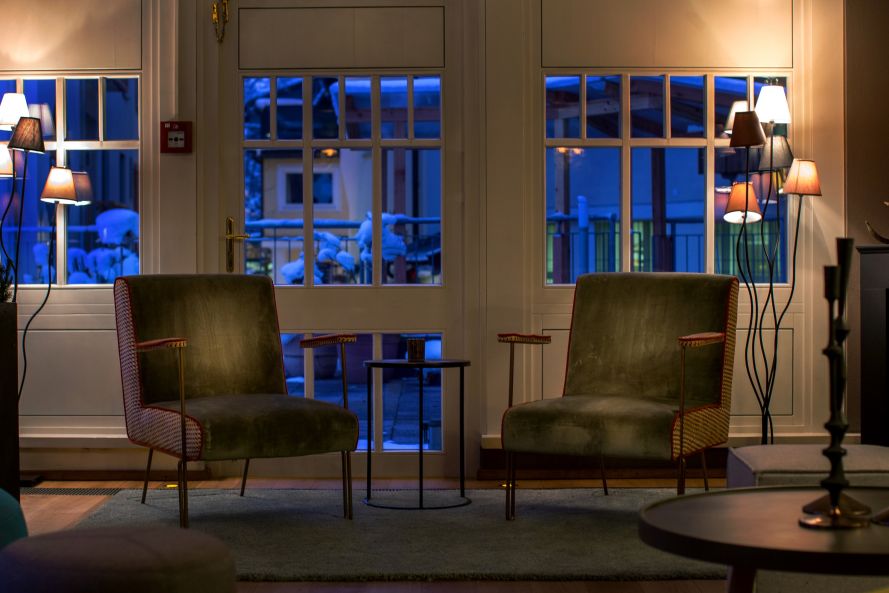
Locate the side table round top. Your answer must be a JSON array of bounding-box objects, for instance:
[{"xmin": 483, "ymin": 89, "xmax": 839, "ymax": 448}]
[
  {"xmin": 638, "ymin": 486, "xmax": 889, "ymax": 575},
  {"xmin": 364, "ymin": 359, "xmax": 470, "ymax": 369}
]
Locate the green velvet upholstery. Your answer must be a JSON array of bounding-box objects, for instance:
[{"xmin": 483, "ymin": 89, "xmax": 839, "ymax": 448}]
[
  {"xmin": 502, "ymin": 273, "xmax": 737, "ymax": 462},
  {"xmin": 0, "ymin": 488, "xmax": 27, "ymax": 549},
  {"xmin": 152, "ymin": 394, "xmax": 359, "ymax": 461}
]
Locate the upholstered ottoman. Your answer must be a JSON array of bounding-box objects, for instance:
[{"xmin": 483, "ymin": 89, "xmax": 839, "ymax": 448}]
[
  {"xmin": 727, "ymin": 444, "xmax": 889, "ymax": 488},
  {"xmin": 0, "ymin": 526, "xmax": 235, "ymax": 593}
]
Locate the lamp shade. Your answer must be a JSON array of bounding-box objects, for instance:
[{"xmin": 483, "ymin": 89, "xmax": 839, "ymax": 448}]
[
  {"xmin": 7, "ymin": 117, "xmax": 44, "ymax": 153},
  {"xmin": 28, "ymin": 103, "xmax": 54, "ymax": 138},
  {"xmin": 72, "ymin": 171, "xmax": 94, "ymax": 205},
  {"xmin": 0, "ymin": 143, "xmax": 12, "ymax": 178},
  {"xmin": 40, "ymin": 166, "xmax": 78, "ymax": 204},
  {"xmin": 724, "ymin": 100, "xmax": 748, "ymax": 136},
  {"xmin": 0, "ymin": 93, "xmax": 29, "ymax": 131},
  {"xmin": 782, "ymin": 159, "xmax": 822, "ymax": 196},
  {"xmin": 724, "ymin": 181, "xmax": 762, "ymax": 224},
  {"xmin": 757, "ymin": 135, "xmax": 794, "ymax": 171},
  {"xmin": 754, "ymin": 85, "xmax": 791, "ymax": 124},
  {"xmin": 729, "ymin": 111, "xmax": 766, "ymax": 148}
]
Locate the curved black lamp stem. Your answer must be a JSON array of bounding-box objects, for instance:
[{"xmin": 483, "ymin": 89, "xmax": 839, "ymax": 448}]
[
  {"xmin": 0, "ymin": 150, "xmax": 18, "ymax": 285},
  {"xmin": 11, "ymin": 153, "xmax": 29, "ymax": 302}
]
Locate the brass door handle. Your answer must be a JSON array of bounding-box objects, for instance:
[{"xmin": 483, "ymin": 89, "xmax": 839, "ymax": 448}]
[{"xmin": 224, "ymin": 216, "xmax": 249, "ymax": 273}]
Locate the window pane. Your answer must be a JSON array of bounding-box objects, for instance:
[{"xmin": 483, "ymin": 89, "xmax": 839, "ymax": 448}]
[
  {"xmin": 0, "ymin": 152, "xmax": 55, "ymax": 284},
  {"xmin": 546, "ymin": 76, "xmax": 580, "ymax": 138},
  {"xmin": 0, "ymin": 80, "xmax": 16, "ymax": 141},
  {"xmin": 586, "ymin": 75, "xmax": 620, "ymax": 138},
  {"xmin": 312, "ymin": 333, "xmax": 372, "ymax": 450},
  {"xmin": 281, "ymin": 333, "xmax": 306, "ymax": 397},
  {"xmin": 382, "ymin": 333, "xmax": 443, "ymax": 451},
  {"xmin": 754, "ymin": 76, "xmax": 788, "ymax": 137},
  {"xmin": 631, "ymin": 148, "xmax": 705, "ymax": 272},
  {"xmin": 312, "ymin": 77, "xmax": 339, "ymax": 140},
  {"xmin": 546, "ymin": 147, "xmax": 620, "ymax": 284},
  {"xmin": 243, "ymin": 77, "xmax": 270, "ymax": 140},
  {"xmin": 24, "ymin": 79, "xmax": 56, "ymax": 141},
  {"xmin": 276, "ymin": 77, "xmax": 303, "ymax": 140},
  {"xmin": 381, "ymin": 77, "xmax": 408, "ymax": 139},
  {"xmin": 104, "ymin": 78, "xmax": 138, "ymax": 140},
  {"xmin": 314, "ymin": 148, "xmax": 370, "ymax": 285},
  {"xmin": 670, "ymin": 76, "xmax": 704, "ymax": 138},
  {"xmin": 66, "ymin": 79, "xmax": 99, "ymax": 141},
  {"xmin": 630, "ymin": 75, "xmax": 664, "ymax": 138},
  {"xmin": 715, "ymin": 76, "xmax": 748, "ymax": 138},
  {"xmin": 414, "ymin": 76, "xmax": 440, "ymax": 139},
  {"xmin": 381, "ymin": 148, "xmax": 441, "ymax": 285},
  {"xmin": 66, "ymin": 150, "xmax": 140, "ymax": 284},
  {"xmin": 243, "ymin": 148, "xmax": 305, "ymax": 285},
  {"xmin": 714, "ymin": 147, "xmax": 787, "ymax": 283},
  {"xmin": 344, "ymin": 77, "xmax": 371, "ymax": 139}
]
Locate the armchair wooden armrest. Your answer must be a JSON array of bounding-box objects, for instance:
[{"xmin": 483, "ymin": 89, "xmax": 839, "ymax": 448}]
[
  {"xmin": 299, "ymin": 333, "xmax": 358, "ymax": 349},
  {"xmin": 136, "ymin": 337, "xmax": 188, "ymax": 352},
  {"xmin": 678, "ymin": 332, "xmax": 724, "ymax": 348},
  {"xmin": 497, "ymin": 333, "xmax": 552, "ymax": 345}
]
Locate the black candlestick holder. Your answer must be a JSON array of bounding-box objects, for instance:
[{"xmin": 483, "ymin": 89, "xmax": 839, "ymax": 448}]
[{"xmin": 800, "ymin": 238, "xmax": 870, "ymax": 529}]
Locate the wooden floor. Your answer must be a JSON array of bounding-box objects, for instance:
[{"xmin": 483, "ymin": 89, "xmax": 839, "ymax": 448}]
[{"xmin": 20, "ymin": 478, "xmax": 726, "ymax": 593}]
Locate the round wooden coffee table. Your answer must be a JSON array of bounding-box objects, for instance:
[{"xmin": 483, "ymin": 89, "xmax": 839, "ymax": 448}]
[{"xmin": 638, "ymin": 486, "xmax": 889, "ymax": 593}]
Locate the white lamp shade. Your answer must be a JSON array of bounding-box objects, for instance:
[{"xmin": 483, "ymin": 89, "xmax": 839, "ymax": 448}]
[
  {"xmin": 724, "ymin": 100, "xmax": 748, "ymax": 136},
  {"xmin": 40, "ymin": 166, "xmax": 78, "ymax": 205},
  {"xmin": 754, "ymin": 85, "xmax": 791, "ymax": 124},
  {"xmin": 723, "ymin": 182, "xmax": 763, "ymax": 224},
  {"xmin": 0, "ymin": 93, "xmax": 29, "ymax": 131},
  {"xmin": 0, "ymin": 143, "xmax": 12, "ymax": 178}
]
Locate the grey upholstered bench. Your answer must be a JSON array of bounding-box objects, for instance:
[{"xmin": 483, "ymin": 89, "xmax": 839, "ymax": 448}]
[{"xmin": 727, "ymin": 444, "xmax": 889, "ymax": 488}]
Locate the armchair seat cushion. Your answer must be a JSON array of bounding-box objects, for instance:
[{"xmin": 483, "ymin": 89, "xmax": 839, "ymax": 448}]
[
  {"xmin": 152, "ymin": 394, "xmax": 359, "ymax": 461},
  {"xmin": 502, "ymin": 395, "xmax": 675, "ymax": 460}
]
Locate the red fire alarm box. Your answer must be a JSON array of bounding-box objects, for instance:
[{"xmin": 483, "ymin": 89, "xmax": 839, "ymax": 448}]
[{"xmin": 160, "ymin": 121, "xmax": 193, "ymax": 153}]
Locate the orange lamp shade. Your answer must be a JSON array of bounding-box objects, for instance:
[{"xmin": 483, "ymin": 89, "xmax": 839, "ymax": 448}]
[
  {"xmin": 723, "ymin": 181, "xmax": 762, "ymax": 224},
  {"xmin": 40, "ymin": 166, "xmax": 78, "ymax": 205},
  {"xmin": 783, "ymin": 159, "xmax": 822, "ymax": 196}
]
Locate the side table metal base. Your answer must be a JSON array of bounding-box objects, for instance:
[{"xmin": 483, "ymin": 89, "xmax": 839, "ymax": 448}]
[{"xmin": 363, "ymin": 496, "xmax": 472, "ymax": 510}]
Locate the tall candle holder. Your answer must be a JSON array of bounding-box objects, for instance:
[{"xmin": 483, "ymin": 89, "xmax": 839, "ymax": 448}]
[{"xmin": 799, "ymin": 237, "xmax": 871, "ymax": 529}]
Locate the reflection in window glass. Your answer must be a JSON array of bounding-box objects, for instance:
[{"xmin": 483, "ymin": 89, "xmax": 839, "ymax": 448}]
[
  {"xmin": 670, "ymin": 76, "xmax": 704, "ymax": 138},
  {"xmin": 546, "ymin": 76, "xmax": 580, "ymax": 138},
  {"xmin": 631, "ymin": 148, "xmax": 705, "ymax": 272},
  {"xmin": 344, "ymin": 77, "xmax": 371, "ymax": 139},
  {"xmin": 381, "ymin": 148, "xmax": 441, "ymax": 285},
  {"xmin": 754, "ymin": 76, "xmax": 788, "ymax": 138},
  {"xmin": 381, "ymin": 77, "xmax": 408, "ymax": 139},
  {"xmin": 66, "ymin": 79, "xmax": 99, "ymax": 141},
  {"xmin": 243, "ymin": 149, "xmax": 304, "ymax": 284},
  {"xmin": 586, "ymin": 75, "xmax": 620, "ymax": 138},
  {"xmin": 243, "ymin": 77, "xmax": 270, "ymax": 140},
  {"xmin": 414, "ymin": 76, "xmax": 441, "ymax": 139},
  {"xmin": 66, "ymin": 150, "xmax": 140, "ymax": 284},
  {"xmin": 630, "ymin": 76, "xmax": 664, "ymax": 138},
  {"xmin": 381, "ymin": 333, "xmax": 443, "ymax": 451},
  {"xmin": 313, "ymin": 77, "xmax": 339, "ymax": 139},
  {"xmin": 24, "ymin": 79, "xmax": 56, "ymax": 141},
  {"xmin": 546, "ymin": 147, "xmax": 620, "ymax": 284},
  {"xmin": 715, "ymin": 76, "xmax": 748, "ymax": 138},
  {"xmin": 276, "ymin": 77, "xmax": 303, "ymax": 140},
  {"xmin": 281, "ymin": 333, "xmax": 306, "ymax": 397},
  {"xmin": 714, "ymin": 147, "xmax": 787, "ymax": 283},
  {"xmin": 312, "ymin": 333, "xmax": 372, "ymax": 450},
  {"xmin": 0, "ymin": 152, "xmax": 55, "ymax": 284},
  {"xmin": 104, "ymin": 78, "xmax": 138, "ymax": 140},
  {"xmin": 0, "ymin": 80, "xmax": 15, "ymax": 141}
]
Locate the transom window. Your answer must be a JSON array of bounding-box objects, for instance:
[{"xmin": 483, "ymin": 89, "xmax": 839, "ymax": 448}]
[{"xmin": 544, "ymin": 73, "xmax": 789, "ymax": 285}]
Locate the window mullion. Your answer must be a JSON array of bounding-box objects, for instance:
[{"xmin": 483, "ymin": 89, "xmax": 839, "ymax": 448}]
[
  {"xmin": 620, "ymin": 73, "xmax": 631, "ymax": 273},
  {"xmin": 55, "ymin": 76, "xmax": 67, "ymax": 284},
  {"xmin": 304, "ymin": 75, "xmax": 314, "ymax": 288},
  {"xmin": 371, "ymin": 76, "xmax": 382, "ymax": 286},
  {"xmin": 705, "ymin": 75, "xmax": 716, "ymax": 274}
]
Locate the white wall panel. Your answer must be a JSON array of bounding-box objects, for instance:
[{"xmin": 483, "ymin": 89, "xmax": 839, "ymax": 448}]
[
  {"xmin": 542, "ymin": 0, "xmax": 792, "ymax": 68},
  {"xmin": 239, "ymin": 6, "xmax": 444, "ymax": 69},
  {"xmin": 0, "ymin": 0, "xmax": 141, "ymax": 71}
]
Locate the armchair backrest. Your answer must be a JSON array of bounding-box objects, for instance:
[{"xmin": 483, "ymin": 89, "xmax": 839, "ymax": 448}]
[
  {"xmin": 564, "ymin": 273, "xmax": 738, "ymax": 408},
  {"xmin": 114, "ymin": 275, "xmax": 287, "ymax": 414}
]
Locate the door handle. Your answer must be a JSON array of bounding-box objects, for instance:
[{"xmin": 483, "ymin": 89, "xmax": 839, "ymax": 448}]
[{"xmin": 224, "ymin": 216, "xmax": 249, "ymax": 273}]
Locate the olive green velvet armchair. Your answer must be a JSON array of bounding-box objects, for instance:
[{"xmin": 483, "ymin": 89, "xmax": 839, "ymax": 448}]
[
  {"xmin": 114, "ymin": 275, "xmax": 359, "ymax": 527},
  {"xmin": 501, "ymin": 272, "xmax": 738, "ymax": 519}
]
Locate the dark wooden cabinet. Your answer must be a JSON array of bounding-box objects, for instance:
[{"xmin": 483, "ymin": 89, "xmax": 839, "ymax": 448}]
[
  {"xmin": 858, "ymin": 246, "xmax": 889, "ymax": 446},
  {"xmin": 0, "ymin": 302, "xmax": 19, "ymax": 500}
]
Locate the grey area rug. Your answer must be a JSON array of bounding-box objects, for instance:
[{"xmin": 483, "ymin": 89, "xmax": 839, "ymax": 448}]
[{"xmin": 77, "ymin": 488, "xmax": 725, "ymax": 582}]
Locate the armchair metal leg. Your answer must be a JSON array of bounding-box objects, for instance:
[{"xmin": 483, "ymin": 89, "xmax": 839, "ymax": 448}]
[
  {"xmin": 178, "ymin": 459, "xmax": 190, "ymax": 528},
  {"xmin": 240, "ymin": 459, "xmax": 250, "ymax": 497},
  {"xmin": 701, "ymin": 451, "xmax": 709, "ymax": 492},
  {"xmin": 505, "ymin": 451, "xmax": 514, "ymax": 521},
  {"xmin": 341, "ymin": 451, "xmax": 353, "ymax": 519},
  {"xmin": 599, "ymin": 455, "xmax": 609, "ymax": 496},
  {"xmin": 141, "ymin": 449, "xmax": 153, "ymax": 504},
  {"xmin": 677, "ymin": 457, "xmax": 687, "ymax": 496}
]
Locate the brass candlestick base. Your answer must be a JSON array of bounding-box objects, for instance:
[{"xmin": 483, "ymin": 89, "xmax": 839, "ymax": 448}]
[{"xmin": 802, "ymin": 492, "xmax": 871, "ymax": 517}]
